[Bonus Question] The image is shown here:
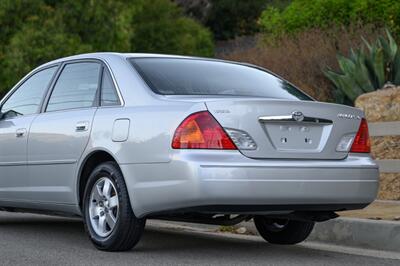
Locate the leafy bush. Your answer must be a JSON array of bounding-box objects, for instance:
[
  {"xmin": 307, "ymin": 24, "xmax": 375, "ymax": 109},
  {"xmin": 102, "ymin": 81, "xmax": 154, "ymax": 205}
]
[
  {"xmin": 0, "ymin": 0, "xmax": 214, "ymax": 96},
  {"xmin": 324, "ymin": 30, "xmax": 400, "ymax": 104},
  {"xmin": 260, "ymin": 0, "xmax": 400, "ymax": 38},
  {"xmin": 204, "ymin": 0, "xmax": 270, "ymax": 40},
  {"xmin": 131, "ymin": 0, "xmax": 213, "ymax": 56},
  {"xmin": 220, "ymin": 24, "xmax": 386, "ymax": 102},
  {"xmin": 175, "ymin": 0, "xmax": 291, "ymax": 40},
  {"xmin": 1, "ymin": 10, "xmax": 91, "ymax": 90},
  {"xmin": 52, "ymin": 0, "xmax": 138, "ymax": 52}
]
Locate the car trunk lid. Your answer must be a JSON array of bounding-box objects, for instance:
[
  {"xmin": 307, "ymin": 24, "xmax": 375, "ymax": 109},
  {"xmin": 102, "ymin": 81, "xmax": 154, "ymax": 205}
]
[{"xmin": 205, "ymin": 98, "xmax": 363, "ymax": 159}]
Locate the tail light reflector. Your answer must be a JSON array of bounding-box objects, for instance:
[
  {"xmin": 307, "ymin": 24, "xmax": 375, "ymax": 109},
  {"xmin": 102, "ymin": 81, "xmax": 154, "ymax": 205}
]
[
  {"xmin": 172, "ymin": 111, "xmax": 237, "ymax": 150},
  {"xmin": 350, "ymin": 118, "xmax": 371, "ymax": 153}
]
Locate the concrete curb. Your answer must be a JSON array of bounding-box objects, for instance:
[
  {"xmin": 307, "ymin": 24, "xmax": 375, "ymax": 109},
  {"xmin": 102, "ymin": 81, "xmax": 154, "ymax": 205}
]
[
  {"xmin": 151, "ymin": 217, "xmax": 400, "ymax": 252},
  {"xmin": 237, "ymin": 218, "xmax": 400, "ymax": 253},
  {"xmin": 309, "ymin": 218, "xmax": 400, "ymax": 252}
]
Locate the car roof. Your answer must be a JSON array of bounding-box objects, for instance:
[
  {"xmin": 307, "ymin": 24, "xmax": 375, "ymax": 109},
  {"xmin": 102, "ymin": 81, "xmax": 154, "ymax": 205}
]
[{"xmin": 41, "ymin": 52, "xmax": 202, "ymax": 67}]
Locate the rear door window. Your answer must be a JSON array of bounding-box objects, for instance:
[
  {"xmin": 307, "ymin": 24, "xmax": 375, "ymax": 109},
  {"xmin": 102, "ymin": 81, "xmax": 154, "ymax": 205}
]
[
  {"xmin": 100, "ymin": 68, "xmax": 120, "ymax": 106},
  {"xmin": 46, "ymin": 62, "xmax": 101, "ymax": 112}
]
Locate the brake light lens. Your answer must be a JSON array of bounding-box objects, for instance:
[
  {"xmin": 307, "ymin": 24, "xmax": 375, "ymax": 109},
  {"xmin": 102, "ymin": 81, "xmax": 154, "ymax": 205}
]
[
  {"xmin": 350, "ymin": 118, "xmax": 371, "ymax": 153},
  {"xmin": 172, "ymin": 111, "xmax": 237, "ymax": 150}
]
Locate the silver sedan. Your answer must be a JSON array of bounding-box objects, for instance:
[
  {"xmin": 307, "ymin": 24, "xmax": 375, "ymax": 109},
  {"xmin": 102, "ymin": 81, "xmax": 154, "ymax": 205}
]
[{"xmin": 0, "ymin": 53, "xmax": 378, "ymax": 251}]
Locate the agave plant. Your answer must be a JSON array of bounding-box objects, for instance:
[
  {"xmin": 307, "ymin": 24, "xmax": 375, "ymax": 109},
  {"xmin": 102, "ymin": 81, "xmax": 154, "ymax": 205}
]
[{"xmin": 324, "ymin": 29, "xmax": 400, "ymax": 104}]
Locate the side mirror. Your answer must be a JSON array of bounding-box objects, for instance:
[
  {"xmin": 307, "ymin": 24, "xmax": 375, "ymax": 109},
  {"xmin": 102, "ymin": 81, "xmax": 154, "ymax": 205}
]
[{"xmin": 0, "ymin": 110, "xmax": 22, "ymax": 120}]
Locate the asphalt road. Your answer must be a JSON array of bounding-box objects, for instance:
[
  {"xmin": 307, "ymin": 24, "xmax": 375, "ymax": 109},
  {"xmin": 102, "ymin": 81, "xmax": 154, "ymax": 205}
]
[{"xmin": 0, "ymin": 212, "xmax": 398, "ymax": 266}]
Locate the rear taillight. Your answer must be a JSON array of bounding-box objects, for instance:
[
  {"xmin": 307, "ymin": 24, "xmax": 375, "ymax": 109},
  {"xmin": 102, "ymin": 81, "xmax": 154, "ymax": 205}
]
[
  {"xmin": 350, "ymin": 118, "xmax": 371, "ymax": 153},
  {"xmin": 172, "ymin": 111, "xmax": 237, "ymax": 150}
]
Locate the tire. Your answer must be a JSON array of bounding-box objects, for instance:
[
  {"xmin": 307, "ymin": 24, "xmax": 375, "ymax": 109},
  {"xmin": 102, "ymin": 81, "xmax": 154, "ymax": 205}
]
[
  {"xmin": 254, "ymin": 216, "xmax": 314, "ymax": 245},
  {"xmin": 83, "ymin": 161, "xmax": 145, "ymax": 251}
]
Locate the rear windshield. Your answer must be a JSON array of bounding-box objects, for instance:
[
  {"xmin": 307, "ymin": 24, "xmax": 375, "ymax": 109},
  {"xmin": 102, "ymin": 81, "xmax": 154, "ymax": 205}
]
[{"xmin": 130, "ymin": 58, "xmax": 312, "ymax": 101}]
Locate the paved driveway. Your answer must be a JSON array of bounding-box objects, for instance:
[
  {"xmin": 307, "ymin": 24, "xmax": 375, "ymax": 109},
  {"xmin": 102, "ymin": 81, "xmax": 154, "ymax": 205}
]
[{"xmin": 0, "ymin": 212, "xmax": 398, "ymax": 265}]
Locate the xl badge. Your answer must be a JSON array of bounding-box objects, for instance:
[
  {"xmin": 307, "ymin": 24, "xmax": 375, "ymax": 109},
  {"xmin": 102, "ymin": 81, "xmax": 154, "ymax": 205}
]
[
  {"xmin": 337, "ymin": 113, "xmax": 361, "ymax": 120},
  {"xmin": 292, "ymin": 111, "xmax": 304, "ymax": 122}
]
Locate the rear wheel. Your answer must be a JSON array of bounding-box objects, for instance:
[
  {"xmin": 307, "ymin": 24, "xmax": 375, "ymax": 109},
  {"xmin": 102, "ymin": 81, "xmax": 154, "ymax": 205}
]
[
  {"xmin": 254, "ymin": 216, "xmax": 314, "ymax": 245},
  {"xmin": 83, "ymin": 162, "xmax": 145, "ymax": 251}
]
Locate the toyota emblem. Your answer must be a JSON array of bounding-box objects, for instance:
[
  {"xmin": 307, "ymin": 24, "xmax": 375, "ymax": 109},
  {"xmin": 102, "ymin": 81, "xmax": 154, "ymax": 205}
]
[{"xmin": 292, "ymin": 111, "xmax": 304, "ymax": 122}]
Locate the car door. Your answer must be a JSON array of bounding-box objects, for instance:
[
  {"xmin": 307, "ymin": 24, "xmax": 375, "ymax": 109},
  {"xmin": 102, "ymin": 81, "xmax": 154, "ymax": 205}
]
[
  {"xmin": 0, "ymin": 66, "xmax": 58, "ymax": 203},
  {"xmin": 27, "ymin": 61, "xmax": 102, "ymax": 205}
]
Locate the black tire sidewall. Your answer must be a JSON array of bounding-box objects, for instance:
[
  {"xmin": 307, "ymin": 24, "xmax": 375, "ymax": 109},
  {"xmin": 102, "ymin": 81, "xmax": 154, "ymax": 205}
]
[
  {"xmin": 82, "ymin": 161, "xmax": 144, "ymax": 250},
  {"xmin": 254, "ymin": 216, "xmax": 314, "ymax": 245}
]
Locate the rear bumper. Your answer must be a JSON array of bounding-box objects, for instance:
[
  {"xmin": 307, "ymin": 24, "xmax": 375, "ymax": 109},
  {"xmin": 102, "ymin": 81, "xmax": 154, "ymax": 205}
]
[{"xmin": 120, "ymin": 151, "xmax": 379, "ymax": 218}]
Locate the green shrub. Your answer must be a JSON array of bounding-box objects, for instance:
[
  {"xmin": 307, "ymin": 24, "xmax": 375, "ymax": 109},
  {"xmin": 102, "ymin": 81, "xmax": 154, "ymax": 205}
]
[
  {"xmin": 176, "ymin": 0, "xmax": 291, "ymax": 41},
  {"xmin": 324, "ymin": 30, "xmax": 400, "ymax": 104},
  {"xmin": 204, "ymin": 0, "xmax": 269, "ymax": 40},
  {"xmin": 52, "ymin": 0, "xmax": 138, "ymax": 52},
  {"xmin": 0, "ymin": 0, "xmax": 214, "ymax": 96},
  {"xmin": 1, "ymin": 11, "xmax": 91, "ymax": 91},
  {"xmin": 260, "ymin": 0, "xmax": 400, "ymax": 37},
  {"xmin": 131, "ymin": 0, "xmax": 214, "ymax": 56}
]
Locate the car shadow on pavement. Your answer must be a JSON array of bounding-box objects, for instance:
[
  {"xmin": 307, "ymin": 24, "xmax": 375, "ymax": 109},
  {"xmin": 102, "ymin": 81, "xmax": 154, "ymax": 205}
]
[
  {"xmin": 0, "ymin": 212, "xmax": 398, "ymax": 266},
  {"xmin": 0, "ymin": 212, "xmax": 311, "ymax": 256}
]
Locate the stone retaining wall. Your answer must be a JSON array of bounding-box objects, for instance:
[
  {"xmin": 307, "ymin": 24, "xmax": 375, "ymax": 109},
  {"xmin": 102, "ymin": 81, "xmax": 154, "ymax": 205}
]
[{"xmin": 356, "ymin": 86, "xmax": 400, "ymax": 200}]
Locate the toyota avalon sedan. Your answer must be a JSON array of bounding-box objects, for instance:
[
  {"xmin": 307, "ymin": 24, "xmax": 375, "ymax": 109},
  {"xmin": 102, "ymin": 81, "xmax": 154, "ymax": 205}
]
[{"xmin": 0, "ymin": 53, "xmax": 378, "ymax": 251}]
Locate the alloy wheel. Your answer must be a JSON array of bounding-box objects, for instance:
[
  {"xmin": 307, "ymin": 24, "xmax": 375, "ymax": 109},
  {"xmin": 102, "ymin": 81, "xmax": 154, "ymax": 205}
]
[{"xmin": 89, "ymin": 177, "xmax": 119, "ymax": 237}]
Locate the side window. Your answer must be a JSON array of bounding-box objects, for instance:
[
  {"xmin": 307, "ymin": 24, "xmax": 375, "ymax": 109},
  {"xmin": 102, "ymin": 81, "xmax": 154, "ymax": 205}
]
[
  {"xmin": 46, "ymin": 62, "xmax": 101, "ymax": 112},
  {"xmin": 1, "ymin": 67, "xmax": 57, "ymax": 118},
  {"xmin": 101, "ymin": 68, "xmax": 120, "ymax": 106}
]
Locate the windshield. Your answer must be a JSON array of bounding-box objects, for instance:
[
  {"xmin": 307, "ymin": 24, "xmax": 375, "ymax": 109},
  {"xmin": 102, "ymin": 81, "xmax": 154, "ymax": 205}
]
[{"xmin": 130, "ymin": 58, "xmax": 312, "ymax": 101}]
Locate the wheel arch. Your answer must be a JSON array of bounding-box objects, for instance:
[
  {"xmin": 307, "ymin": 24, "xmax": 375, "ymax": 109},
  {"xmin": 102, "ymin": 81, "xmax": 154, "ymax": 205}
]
[{"xmin": 77, "ymin": 149, "xmax": 120, "ymax": 211}]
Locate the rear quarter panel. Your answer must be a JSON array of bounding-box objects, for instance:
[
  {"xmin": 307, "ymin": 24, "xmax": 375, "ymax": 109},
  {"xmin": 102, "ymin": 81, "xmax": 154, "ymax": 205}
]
[{"xmin": 85, "ymin": 101, "xmax": 206, "ymax": 164}]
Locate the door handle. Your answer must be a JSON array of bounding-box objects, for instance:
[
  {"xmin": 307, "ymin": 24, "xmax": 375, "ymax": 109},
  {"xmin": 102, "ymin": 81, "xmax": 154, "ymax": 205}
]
[
  {"xmin": 16, "ymin": 128, "xmax": 27, "ymax": 138},
  {"xmin": 76, "ymin": 121, "xmax": 89, "ymax": 132}
]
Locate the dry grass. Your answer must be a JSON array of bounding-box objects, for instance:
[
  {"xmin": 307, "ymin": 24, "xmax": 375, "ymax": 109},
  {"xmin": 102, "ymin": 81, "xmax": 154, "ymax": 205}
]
[
  {"xmin": 219, "ymin": 24, "xmax": 385, "ymax": 102},
  {"xmin": 339, "ymin": 200, "xmax": 400, "ymax": 220}
]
